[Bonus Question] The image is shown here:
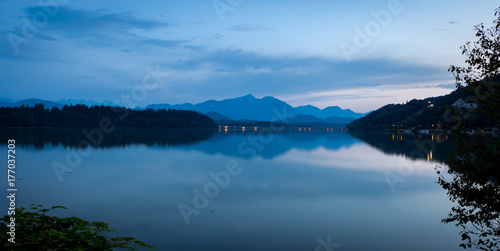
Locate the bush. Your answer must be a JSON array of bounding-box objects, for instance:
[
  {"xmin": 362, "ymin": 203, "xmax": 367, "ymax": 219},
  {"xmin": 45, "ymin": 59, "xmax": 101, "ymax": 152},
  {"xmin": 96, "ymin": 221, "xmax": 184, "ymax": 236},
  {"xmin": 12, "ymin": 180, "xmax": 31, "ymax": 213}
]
[{"xmin": 0, "ymin": 204, "xmax": 155, "ymax": 250}]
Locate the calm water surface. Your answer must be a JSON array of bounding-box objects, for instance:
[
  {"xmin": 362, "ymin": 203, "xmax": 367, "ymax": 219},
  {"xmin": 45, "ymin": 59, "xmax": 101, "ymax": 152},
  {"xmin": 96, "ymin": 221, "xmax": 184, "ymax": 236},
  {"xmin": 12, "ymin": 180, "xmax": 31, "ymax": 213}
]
[{"xmin": 1, "ymin": 128, "xmax": 461, "ymax": 250}]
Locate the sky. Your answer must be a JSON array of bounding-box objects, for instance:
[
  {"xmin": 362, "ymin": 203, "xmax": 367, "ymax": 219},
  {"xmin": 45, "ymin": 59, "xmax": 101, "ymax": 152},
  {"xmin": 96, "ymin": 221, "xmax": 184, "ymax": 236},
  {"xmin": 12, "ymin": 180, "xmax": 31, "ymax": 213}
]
[{"xmin": 0, "ymin": 0, "xmax": 498, "ymax": 113}]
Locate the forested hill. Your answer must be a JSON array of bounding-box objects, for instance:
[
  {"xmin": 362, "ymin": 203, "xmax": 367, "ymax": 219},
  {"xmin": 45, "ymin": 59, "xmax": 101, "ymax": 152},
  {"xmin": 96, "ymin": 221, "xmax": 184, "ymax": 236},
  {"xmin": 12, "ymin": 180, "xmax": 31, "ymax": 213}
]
[
  {"xmin": 347, "ymin": 88, "xmax": 489, "ymax": 130},
  {"xmin": 0, "ymin": 104, "xmax": 217, "ymax": 128}
]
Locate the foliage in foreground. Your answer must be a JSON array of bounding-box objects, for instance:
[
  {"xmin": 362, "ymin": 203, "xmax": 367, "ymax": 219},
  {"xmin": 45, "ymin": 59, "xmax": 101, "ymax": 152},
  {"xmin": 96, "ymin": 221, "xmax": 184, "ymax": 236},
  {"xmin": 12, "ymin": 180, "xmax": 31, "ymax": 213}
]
[
  {"xmin": 437, "ymin": 6, "xmax": 500, "ymax": 251},
  {"xmin": 437, "ymin": 133, "xmax": 500, "ymax": 250},
  {"xmin": 0, "ymin": 204, "xmax": 155, "ymax": 251}
]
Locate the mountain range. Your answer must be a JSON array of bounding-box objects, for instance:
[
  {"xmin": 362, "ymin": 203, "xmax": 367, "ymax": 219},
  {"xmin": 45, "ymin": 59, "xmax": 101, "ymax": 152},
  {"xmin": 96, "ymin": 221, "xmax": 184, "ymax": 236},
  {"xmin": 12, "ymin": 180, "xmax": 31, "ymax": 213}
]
[
  {"xmin": 0, "ymin": 95, "xmax": 367, "ymax": 125},
  {"xmin": 145, "ymin": 94, "xmax": 366, "ymax": 124}
]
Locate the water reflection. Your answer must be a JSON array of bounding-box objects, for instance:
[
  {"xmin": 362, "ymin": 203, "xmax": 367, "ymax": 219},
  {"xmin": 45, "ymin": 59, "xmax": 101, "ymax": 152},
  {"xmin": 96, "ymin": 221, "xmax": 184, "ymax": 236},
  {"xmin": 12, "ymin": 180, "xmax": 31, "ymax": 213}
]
[
  {"xmin": 0, "ymin": 128, "xmax": 457, "ymax": 163},
  {"xmin": 0, "ymin": 128, "xmax": 361, "ymax": 159},
  {"xmin": 348, "ymin": 130, "xmax": 455, "ymax": 164},
  {"xmin": 193, "ymin": 130, "xmax": 359, "ymax": 159},
  {"xmin": 0, "ymin": 128, "xmax": 462, "ymax": 250},
  {"xmin": 0, "ymin": 128, "xmax": 217, "ymax": 149}
]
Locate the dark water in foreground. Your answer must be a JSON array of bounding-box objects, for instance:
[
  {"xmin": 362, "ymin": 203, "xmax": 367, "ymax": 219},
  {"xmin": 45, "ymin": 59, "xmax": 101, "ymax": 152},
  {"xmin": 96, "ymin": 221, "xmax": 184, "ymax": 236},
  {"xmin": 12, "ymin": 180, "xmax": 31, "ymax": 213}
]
[{"xmin": 1, "ymin": 128, "xmax": 462, "ymax": 250}]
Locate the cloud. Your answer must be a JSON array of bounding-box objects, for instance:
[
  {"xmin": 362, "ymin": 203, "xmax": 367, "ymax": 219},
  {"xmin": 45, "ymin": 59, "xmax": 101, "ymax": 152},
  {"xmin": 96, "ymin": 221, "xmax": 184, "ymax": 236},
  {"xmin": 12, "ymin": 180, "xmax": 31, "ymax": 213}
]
[
  {"xmin": 192, "ymin": 49, "xmax": 446, "ymax": 83},
  {"xmin": 182, "ymin": 45, "xmax": 206, "ymax": 52},
  {"xmin": 16, "ymin": 6, "xmax": 173, "ymax": 50},
  {"xmin": 23, "ymin": 7, "xmax": 168, "ymax": 32},
  {"xmin": 0, "ymin": 30, "xmax": 59, "ymax": 59},
  {"xmin": 153, "ymin": 48, "xmax": 451, "ymax": 109},
  {"xmin": 34, "ymin": 33, "xmax": 58, "ymax": 41},
  {"xmin": 142, "ymin": 39, "xmax": 186, "ymax": 48},
  {"xmin": 229, "ymin": 24, "xmax": 273, "ymax": 32},
  {"xmin": 244, "ymin": 67, "xmax": 272, "ymax": 74}
]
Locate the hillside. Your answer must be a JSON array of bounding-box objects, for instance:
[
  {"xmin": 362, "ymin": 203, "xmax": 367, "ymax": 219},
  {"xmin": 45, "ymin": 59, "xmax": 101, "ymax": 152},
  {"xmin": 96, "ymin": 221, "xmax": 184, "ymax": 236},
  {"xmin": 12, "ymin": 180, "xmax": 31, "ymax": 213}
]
[
  {"xmin": 347, "ymin": 88, "xmax": 488, "ymax": 130},
  {"xmin": 204, "ymin": 112, "xmax": 233, "ymax": 121}
]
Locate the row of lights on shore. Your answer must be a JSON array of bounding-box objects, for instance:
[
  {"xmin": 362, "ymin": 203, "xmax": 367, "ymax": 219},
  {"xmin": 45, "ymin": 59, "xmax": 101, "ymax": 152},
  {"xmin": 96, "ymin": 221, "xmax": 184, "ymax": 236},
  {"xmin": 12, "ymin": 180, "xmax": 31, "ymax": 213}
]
[
  {"xmin": 218, "ymin": 126, "xmax": 258, "ymax": 133},
  {"xmin": 392, "ymin": 124, "xmax": 441, "ymax": 128},
  {"xmin": 218, "ymin": 126, "xmax": 342, "ymax": 133},
  {"xmin": 392, "ymin": 134, "xmax": 448, "ymax": 141}
]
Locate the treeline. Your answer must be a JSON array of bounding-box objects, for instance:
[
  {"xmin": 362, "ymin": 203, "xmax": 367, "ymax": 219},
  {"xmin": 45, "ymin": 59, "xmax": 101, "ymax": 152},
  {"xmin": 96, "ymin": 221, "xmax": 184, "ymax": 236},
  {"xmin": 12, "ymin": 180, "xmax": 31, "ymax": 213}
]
[{"xmin": 0, "ymin": 104, "xmax": 217, "ymax": 128}]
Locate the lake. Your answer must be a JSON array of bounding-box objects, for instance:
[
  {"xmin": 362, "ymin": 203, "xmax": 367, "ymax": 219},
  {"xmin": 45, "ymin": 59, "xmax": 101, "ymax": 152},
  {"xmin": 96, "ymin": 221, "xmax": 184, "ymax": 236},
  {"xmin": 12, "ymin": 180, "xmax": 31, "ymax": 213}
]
[{"xmin": 0, "ymin": 128, "xmax": 462, "ymax": 250}]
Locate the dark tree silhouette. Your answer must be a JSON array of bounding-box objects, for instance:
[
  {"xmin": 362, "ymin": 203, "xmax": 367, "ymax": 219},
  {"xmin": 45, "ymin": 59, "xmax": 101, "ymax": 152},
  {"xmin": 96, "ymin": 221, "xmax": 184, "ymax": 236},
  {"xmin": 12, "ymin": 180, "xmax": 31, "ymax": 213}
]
[
  {"xmin": 0, "ymin": 104, "xmax": 217, "ymax": 129},
  {"xmin": 437, "ymin": 7, "xmax": 500, "ymax": 251}
]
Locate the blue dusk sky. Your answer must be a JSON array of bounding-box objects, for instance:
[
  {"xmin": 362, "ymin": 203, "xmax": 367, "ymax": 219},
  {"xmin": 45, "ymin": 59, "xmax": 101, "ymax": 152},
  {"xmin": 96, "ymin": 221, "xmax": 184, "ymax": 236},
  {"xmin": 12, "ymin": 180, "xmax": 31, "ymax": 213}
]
[{"xmin": 0, "ymin": 0, "xmax": 498, "ymax": 113}]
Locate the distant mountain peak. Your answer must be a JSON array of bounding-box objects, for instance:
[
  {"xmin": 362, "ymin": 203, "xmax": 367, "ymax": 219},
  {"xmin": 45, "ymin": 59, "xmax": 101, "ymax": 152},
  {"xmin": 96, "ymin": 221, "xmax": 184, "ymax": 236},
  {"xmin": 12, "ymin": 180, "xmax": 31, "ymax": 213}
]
[{"xmin": 235, "ymin": 94, "xmax": 258, "ymax": 101}]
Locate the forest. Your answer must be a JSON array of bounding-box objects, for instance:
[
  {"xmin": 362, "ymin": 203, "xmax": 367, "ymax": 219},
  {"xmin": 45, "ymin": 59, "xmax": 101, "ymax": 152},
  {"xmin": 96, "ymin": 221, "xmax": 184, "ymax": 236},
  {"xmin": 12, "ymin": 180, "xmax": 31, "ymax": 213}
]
[{"xmin": 0, "ymin": 104, "xmax": 217, "ymax": 129}]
